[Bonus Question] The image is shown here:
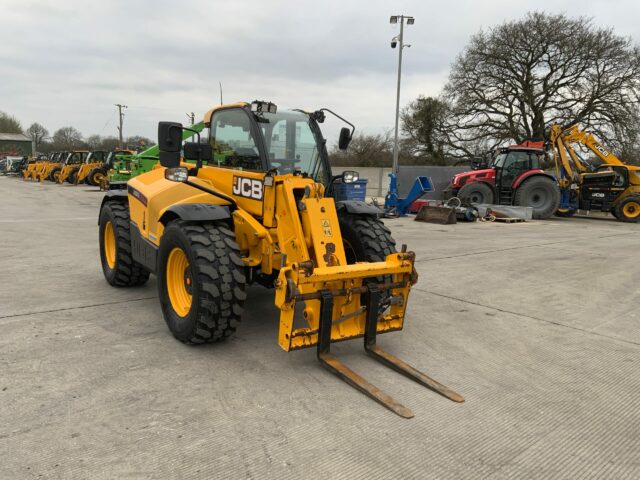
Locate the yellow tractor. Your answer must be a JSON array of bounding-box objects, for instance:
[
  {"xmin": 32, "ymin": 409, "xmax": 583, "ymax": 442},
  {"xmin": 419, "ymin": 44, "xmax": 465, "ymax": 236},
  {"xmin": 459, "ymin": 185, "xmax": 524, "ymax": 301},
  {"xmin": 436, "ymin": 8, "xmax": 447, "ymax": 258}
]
[
  {"xmin": 74, "ymin": 151, "xmax": 108, "ymax": 185},
  {"xmin": 56, "ymin": 151, "xmax": 90, "ymax": 184},
  {"xmin": 98, "ymin": 101, "xmax": 463, "ymax": 417}
]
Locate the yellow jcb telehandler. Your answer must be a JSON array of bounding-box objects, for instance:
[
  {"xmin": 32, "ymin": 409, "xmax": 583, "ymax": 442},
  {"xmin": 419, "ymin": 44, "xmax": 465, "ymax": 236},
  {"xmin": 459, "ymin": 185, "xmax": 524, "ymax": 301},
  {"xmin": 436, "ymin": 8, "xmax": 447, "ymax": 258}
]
[
  {"xmin": 74, "ymin": 151, "xmax": 108, "ymax": 185},
  {"xmin": 36, "ymin": 152, "xmax": 67, "ymax": 182},
  {"xmin": 98, "ymin": 101, "xmax": 464, "ymax": 417},
  {"xmin": 24, "ymin": 153, "xmax": 53, "ymax": 181},
  {"xmin": 56, "ymin": 151, "xmax": 89, "ymax": 184}
]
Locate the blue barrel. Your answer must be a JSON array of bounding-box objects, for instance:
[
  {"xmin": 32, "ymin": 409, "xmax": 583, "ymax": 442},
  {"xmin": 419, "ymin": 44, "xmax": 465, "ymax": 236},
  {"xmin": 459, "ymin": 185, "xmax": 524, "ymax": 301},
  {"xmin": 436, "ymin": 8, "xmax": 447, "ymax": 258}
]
[{"xmin": 334, "ymin": 179, "xmax": 368, "ymax": 202}]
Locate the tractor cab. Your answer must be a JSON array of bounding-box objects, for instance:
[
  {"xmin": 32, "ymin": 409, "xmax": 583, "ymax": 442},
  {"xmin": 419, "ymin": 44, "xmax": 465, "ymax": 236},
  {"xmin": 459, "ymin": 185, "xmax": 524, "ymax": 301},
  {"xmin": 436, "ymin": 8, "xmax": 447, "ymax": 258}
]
[{"xmin": 490, "ymin": 146, "xmax": 546, "ymax": 201}]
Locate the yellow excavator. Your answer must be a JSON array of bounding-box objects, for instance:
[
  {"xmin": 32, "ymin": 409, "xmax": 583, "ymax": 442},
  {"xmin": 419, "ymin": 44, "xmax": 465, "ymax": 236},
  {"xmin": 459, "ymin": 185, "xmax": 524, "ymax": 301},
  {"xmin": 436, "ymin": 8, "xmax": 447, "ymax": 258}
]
[
  {"xmin": 549, "ymin": 124, "xmax": 640, "ymax": 222},
  {"xmin": 98, "ymin": 101, "xmax": 464, "ymax": 417}
]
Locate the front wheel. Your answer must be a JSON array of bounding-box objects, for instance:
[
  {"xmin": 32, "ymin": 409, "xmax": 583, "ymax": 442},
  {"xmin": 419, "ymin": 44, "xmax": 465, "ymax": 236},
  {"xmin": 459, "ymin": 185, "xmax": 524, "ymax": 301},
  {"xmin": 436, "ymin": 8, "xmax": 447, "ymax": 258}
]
[
  {"xmin": 67, "ymin": 169, "xmax": 78, "ymax": 184},
  {"xmin": 157, "ymin": 221, "xmax": 246, "ymax": 344},
  {"xmin": 457, "ymin": 182, "xmax": 495, "ymax": 205},
  {"xmin": 338, "ymin": 212, "xmax": 397, "ymax": 311},
  {"xmin": 513, "ymin": 176, "xmax": 560, "ymax": 219},
  {"xmin": 614, "ymin": 196, "xmax": 640, "ymax": 223},
  {"xmin": 87, "ymin": 167, "xmax": 107, "ymax": 186}
]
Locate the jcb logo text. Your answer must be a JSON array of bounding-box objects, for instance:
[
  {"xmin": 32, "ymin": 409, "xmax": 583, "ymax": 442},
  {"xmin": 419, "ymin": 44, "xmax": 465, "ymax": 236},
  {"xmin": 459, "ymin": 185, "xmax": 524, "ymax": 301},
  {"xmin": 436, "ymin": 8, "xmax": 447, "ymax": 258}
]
[{"xmin": 232, "ymin": 176, "xmax": 263, "ymax": 200}]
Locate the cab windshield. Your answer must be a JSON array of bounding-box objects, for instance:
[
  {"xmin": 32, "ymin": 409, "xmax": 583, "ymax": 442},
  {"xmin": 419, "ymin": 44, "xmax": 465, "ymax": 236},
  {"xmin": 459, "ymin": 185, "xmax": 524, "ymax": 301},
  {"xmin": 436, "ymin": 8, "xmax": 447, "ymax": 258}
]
[
  {"xmin": 491, "ymin": 153, "xmax": 507, "ymax": 168},
  {"xmin": 258, "ymin": 110, "xmax": 328, "ymax": 184}
]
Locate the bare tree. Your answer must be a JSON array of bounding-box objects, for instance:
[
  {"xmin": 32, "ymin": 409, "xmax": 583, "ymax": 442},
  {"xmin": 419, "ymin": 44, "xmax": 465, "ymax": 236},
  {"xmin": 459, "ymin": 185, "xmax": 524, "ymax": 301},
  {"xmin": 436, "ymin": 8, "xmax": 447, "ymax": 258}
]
[
  {"xmin": 52, "ymin": 126, "xmax": 83, "ymax": 150},
  {"xmin": 0, "ymin": 111, "xmax": 23, "ymax": 134},
  {"xmin": 443, "ymin": 12, "xmax": 640, "ymax": 156},
  {"xmin": 329, "ymin": 132, "xmax": 394, "ymax": 167},
  {"xmin": 85, "ymin": 134, "xmax": 102, "ymax": 150},
  {"xmin": 26, "ymin": 123, "xmax": 49, "ymax": 149},
  {"xmin": 401, "ymin": 96, "xmax": 449, "ymax": 164},
  {"xmin": 99, "ymin": 136, "xmax": 120, "ymax": 151}
]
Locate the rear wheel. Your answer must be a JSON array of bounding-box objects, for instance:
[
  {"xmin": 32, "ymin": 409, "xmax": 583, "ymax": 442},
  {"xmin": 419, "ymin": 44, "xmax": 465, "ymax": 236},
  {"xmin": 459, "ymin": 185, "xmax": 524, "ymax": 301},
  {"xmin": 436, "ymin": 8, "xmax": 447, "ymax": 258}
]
[
  {"xmin": 99, "ymin": 202, "xmax": 150, "ymax": 287},
  {"xmin": 87, "ymin": 167, "xmax": 107, "ymax": 186},
  {"xmin": 457, "ymin": 182, "xmax": 495, "ymax": 204},
  {"xmin": 614, "ymin": 196, "xmax": 640, "ymax": 223},
  {"xmin": 513, "ymin": 176, "xmax": 560, "ymax": 219},
  {"xmin": 157, "ymin": 221, "xmax": 246, "ymax": 344}
]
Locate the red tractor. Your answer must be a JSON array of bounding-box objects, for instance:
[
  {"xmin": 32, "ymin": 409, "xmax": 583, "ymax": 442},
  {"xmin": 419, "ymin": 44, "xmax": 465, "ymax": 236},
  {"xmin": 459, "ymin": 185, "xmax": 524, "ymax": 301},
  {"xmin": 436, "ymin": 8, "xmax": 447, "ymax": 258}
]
[{"xmin": 444, "ymin": 141, "xmax": 560, "ymax": 219}]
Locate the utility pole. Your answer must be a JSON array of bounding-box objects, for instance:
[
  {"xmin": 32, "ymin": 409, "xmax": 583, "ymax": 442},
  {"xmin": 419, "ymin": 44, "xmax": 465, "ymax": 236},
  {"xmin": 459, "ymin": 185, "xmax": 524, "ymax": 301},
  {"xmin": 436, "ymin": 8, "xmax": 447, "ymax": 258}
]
[
  {"xmin": 115, "ymin": 103, "xmax": 128, "ymax": 148},
  {"xmin": 186, "ymin": 112, "xmax": 195, "ymax": 125}
]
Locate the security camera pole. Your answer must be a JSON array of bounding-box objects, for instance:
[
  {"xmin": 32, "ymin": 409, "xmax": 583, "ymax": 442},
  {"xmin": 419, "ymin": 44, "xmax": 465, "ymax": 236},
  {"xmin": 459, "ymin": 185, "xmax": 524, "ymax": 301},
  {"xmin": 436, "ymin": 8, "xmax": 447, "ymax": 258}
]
[{"xmin": 390, "ymin": 14, "xmax": 413, "ymax": 176}]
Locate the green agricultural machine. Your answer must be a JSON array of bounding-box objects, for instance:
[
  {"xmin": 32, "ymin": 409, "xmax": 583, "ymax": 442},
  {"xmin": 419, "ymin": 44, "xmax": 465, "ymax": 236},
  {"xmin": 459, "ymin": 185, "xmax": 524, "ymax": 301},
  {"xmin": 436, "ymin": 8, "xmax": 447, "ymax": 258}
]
[{"xmin": 103, "ymin": 121, "xmax": 205, "ymax": 190}]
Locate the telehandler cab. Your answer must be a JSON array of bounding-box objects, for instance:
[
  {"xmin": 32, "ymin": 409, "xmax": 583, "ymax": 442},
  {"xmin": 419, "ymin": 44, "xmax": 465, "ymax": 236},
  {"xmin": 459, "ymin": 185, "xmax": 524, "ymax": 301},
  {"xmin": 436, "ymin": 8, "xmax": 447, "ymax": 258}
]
[{"xmin": 98, "ymin": 101, "xmax": 463, "ymax": 417}]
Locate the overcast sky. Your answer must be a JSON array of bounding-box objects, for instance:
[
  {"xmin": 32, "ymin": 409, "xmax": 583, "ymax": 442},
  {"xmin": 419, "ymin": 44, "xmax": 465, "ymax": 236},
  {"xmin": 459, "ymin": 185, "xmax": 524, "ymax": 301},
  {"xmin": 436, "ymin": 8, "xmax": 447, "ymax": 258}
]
[{"xmin": 1, "ymin": 0, "xmax": 638, "ymax": 144}]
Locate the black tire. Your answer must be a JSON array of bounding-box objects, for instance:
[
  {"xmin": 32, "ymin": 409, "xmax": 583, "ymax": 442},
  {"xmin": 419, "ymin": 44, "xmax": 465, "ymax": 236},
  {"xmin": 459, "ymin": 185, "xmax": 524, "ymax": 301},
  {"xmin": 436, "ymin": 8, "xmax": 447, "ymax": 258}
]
[
  {"xmin": 338, "ymin": 213, "xmax": 397, "ymax": 311},
  {"xmin": 99, "ymin": 202, "xmax": 150, "ymax": 287},
  {"xmin": 67, "ymin": 169, "xmax": 78, "ymax": 184},
  {"xmin": 457, "ymin": 182, "xmax": 495, "ymax": 204},
  {"xmin": 157, "ymin": 221, "xmax": 246, "ymax": 344},
  {"xmin": 555, "ymin": 208, "xmax": 576, "ymax": 218},
  {"xmin": 87, "ymin": 167, "xmax": 107, "ymax": 186},
  {"xmin": 513, "ymin": 176, "xmax": 560, "ymax": 219},
  {"xmin": 614, "ymin": 196, "xmax": 640, "ymax": 223},
  {"xmin": 48, "ymin": 167, "xmax": 62, "ymax": 182}
]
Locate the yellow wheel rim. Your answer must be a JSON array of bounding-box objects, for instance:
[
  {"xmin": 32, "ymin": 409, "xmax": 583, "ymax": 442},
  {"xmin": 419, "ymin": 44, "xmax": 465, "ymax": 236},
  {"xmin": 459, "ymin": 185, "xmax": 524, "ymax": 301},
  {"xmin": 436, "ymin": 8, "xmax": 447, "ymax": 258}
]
[
  {"xmin": 104, "ymin": 221, "xmax": 116, "ymax": 269},
  {"xmin": 623, "ymin": 202, "xmax": 640, "ymax": 218},
  {"xmin": 93, "ymin": 172, "xmax": 105, "ymax": 184},
  {"xmin": 166, "ymin": 247, "xmax": 192, "ymax": 317}
]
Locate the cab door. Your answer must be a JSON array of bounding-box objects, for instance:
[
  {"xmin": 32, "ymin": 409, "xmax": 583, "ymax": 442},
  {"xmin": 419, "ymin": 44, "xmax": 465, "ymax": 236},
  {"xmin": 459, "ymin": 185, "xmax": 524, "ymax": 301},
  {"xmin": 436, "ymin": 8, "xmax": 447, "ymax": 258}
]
[{"xmin": 497, "ymin": 151, "xmax": 531, "ymax": 189}]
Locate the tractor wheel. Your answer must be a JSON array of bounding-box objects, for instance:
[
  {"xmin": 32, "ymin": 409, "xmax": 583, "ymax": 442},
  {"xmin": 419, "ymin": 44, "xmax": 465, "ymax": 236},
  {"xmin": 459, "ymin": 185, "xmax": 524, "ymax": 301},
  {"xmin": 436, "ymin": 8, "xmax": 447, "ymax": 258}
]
[
  {"xmin": 67, "ymin": 169, "xmax": 78, "ymax": 184},
  {"xmin": 614, "ymin": 196, "xmax": 640, "ymax": 223},
  {"xmin": 555, "ymin": 208, "xmax": 576, "ymax": 218},
  {"xmin": 338, "ymin": 212, "xmax": 397, "ymax": 310},
  {"xmin": 157, "ymin": 221, "xmax": 246, "ymax": 344},
  {"xmin": 513, "ymin": 176, "xmax": 560, "ymax": 219},
  {"xmin": 49, "ymin": 167, "xmax": 62, "ymax": 182},
  {"xmin": 99, "ymin": 202, "xmax": 150, "ymax": 287},
  {"xmin": 457, "ymin": 182, "xmax": 495, "ymax": 205},
  {"xmin": 87, "ymin": 167, "xmax": 107, "ymax": 186}
]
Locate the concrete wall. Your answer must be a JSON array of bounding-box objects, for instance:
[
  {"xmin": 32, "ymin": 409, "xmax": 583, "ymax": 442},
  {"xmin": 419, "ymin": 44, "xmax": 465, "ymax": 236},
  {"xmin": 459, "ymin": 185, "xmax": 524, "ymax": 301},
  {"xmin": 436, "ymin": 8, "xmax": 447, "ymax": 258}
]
[{"xmin": 332, "ymin": 165, "xmax": 469, "ymax": 200}]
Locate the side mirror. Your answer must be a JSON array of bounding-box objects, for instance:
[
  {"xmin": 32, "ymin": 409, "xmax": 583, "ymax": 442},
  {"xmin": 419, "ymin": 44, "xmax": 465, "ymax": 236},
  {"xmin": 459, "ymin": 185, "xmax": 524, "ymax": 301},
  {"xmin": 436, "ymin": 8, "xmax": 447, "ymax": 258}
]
[
  {"xmin": 342, "ymin": 170, "xmax": 359, "ymax": 183},
  {"xmin": 158, "ymin": 121, "xmax": 182, "ymax": 153},
  {"xmin": 183, "ymin": 142, "xmax": 212, "ymax": 162},
  {"xmin": 338, "ymin": 127, "xmax": 352, "ymax": 150},
  {"xmin": 158, "ymin": 121, "xmax": 183, "ymax": 168}
]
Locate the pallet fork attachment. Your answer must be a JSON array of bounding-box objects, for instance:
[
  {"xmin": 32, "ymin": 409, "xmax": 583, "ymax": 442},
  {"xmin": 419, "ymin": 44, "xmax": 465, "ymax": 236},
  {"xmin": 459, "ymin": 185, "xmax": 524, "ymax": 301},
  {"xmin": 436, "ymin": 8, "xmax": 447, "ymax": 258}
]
[{"xmin": 316, "ymin": 284, "xmax": 464, "ymax": 418}]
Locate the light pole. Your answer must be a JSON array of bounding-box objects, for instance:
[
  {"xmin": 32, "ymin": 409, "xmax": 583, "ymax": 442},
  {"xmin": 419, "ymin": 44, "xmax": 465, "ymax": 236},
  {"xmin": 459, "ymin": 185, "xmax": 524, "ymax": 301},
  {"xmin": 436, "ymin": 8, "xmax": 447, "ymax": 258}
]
[{"xmin": 390, "ymin": 15, "xmax": 414, "ymax": 176}]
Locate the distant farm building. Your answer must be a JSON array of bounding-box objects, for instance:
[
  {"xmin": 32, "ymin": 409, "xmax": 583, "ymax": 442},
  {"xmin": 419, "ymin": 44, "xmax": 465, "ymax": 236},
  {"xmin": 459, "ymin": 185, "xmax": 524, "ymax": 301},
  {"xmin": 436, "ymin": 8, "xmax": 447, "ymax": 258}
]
[{"xmin": 0, "ymin": 133, "xmax": 32, "ymax": 157}]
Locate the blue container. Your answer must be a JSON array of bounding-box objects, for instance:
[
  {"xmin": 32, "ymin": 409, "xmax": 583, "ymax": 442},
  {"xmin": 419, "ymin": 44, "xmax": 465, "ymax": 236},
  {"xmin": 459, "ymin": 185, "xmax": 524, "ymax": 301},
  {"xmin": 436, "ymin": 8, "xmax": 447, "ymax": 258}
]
[{"xmin": 334, "ymin": 179, "xmax": 368, "ymax": 202}]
